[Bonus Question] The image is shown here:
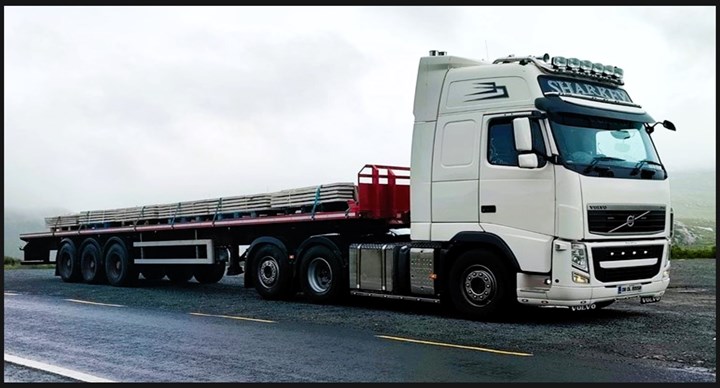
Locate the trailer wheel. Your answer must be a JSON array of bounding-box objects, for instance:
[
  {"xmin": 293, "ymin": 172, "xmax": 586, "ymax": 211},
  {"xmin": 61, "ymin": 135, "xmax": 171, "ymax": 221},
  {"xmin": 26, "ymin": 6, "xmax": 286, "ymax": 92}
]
[
  {"xmin": 57, "ymin": 240, "xmax": 82, "ymax": 283},
  {"xmin": 193, "ymin": 263, "xmax": 226, "ymax": 284},
  {"xmin": 141, "ymin": 266, "xmax": 165, "ymax": 281},
  {"xmin": 299, "ymin": 245, "xmax": 345, "ymax": 303},
  {"xmin": 252, "ymin": 244, "xmax": 293, "ymax": 299},
  {"xmin": 448, "ymin": 249, "xmax": 512, "ymax": 320},
  {"xmin": 166, "ymin": 266, "xmax": 194, "ymax": 284},
  {"xmin": 104, "ymin": 242, "xmax": 137, "ymax": 287},
  {"xmin": 79, "ymin": 239, "xmax": 105, "ymax": 284}
]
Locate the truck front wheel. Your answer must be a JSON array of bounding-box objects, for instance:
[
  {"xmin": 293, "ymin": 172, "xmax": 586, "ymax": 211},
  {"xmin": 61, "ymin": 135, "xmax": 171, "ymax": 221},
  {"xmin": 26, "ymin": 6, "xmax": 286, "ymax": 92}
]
[
  {"xmin": 448, "ymin": 249, "xmax": 512, "ymax": 320},
  {"xmin": 299, "ymin": 245, "xmax": 345, "ymax": 303},
  {"xmin": 251, "ymin": 244, "xmax": 293, "ymax": 299}
]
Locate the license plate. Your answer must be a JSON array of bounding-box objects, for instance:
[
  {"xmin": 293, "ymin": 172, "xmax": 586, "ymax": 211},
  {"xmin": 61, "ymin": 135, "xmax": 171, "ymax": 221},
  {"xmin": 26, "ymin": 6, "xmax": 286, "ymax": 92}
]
[
  {"xmin": 640, "ymin": 295, "xmax": 661, "ymax": 304},
  {"xmin": 617, "ymin": 284, "xmax": 642, "ymax": 295}
]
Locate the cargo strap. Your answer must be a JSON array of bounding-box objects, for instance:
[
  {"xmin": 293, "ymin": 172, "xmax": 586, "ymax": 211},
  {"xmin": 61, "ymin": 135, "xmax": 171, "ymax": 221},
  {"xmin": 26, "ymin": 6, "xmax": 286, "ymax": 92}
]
[
  {"xmin": 133, "ymin": 206, "xmax": 146, "ymax": 228},
  {"xmin": 170, "ymin": 202, "xmax": 181, "ymax": 227},
  {"xmin": 212, "ymin": 198, "xmax": 223, "ymax": 224},
  {"xmin": 310, "ymin": 185, "xmax": 322, "ymax": 220}
]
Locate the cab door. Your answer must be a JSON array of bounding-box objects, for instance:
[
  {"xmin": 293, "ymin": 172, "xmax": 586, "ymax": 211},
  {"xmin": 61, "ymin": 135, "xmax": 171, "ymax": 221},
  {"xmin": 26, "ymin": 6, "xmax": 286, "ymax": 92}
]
[{"xmin": 479, "ymin": 114, "xmax": 555, "ymax": 236}]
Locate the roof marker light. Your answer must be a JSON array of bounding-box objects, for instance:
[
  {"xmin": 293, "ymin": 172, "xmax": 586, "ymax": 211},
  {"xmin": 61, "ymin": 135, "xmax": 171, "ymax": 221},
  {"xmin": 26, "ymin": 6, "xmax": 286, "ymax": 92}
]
[
  {"xmin": 592, "ymin": 62, "xmax": 604, "ymax": 73},
  {"xmin": 567, "ymin": 58, "xmax": 581, "ymax": 69}
]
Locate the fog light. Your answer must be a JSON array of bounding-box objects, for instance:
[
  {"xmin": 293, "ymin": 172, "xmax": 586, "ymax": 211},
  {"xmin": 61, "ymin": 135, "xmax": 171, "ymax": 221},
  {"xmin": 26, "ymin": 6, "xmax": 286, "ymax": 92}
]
[
  {"xmin": 663, "ymin": 270, "xmax": 670, "ymax": 279},
  {"xmin": 572, "ymin": 272, "xmax": 590, "ymax": 284}
]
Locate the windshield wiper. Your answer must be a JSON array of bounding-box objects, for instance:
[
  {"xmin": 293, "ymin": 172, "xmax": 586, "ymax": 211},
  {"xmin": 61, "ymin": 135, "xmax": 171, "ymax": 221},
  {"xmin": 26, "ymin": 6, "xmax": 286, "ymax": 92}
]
[
  {"xmin": 630, "ymin": 159, "xmax": 664, "ymax": 176},
  {"xmin": 583, "ymin": 156, "xmax": 625, "ymax": 174}
]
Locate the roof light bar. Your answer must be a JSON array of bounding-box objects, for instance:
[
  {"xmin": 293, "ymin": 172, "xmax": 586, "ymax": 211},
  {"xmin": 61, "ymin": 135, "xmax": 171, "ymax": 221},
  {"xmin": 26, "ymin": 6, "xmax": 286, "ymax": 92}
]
[{"xmin": 546, "ymin": 54, "xmax": 624, "ymax": 84}]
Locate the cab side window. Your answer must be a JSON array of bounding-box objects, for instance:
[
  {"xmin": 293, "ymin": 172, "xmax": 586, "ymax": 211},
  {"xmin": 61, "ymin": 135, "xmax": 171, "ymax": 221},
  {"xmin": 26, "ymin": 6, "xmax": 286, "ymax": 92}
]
[{"xmin": 488, "ymin": 118, "xmax": 547, "ymax": 167}]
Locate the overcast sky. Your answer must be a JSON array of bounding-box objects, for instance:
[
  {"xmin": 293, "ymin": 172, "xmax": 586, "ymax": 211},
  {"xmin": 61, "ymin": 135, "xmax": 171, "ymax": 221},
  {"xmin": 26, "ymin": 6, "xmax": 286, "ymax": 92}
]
[{"xmin": 4, "ymin": 6, "xmax": 716, "ymax": 213}]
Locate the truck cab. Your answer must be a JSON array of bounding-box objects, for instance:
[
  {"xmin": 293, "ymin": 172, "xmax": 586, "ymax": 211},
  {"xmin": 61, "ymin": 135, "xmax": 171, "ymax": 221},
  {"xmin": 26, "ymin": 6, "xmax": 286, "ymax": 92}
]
[{"xmin": 409, "ymin": 51, "xmax": 673, "ymax": 312}]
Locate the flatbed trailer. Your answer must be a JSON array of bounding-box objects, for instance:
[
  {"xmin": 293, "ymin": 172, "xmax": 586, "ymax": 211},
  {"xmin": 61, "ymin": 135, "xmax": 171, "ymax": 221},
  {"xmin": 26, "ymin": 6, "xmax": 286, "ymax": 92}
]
[{"xmin": 20, "ymin": 165, "xmax": 414, "ymax": 301}]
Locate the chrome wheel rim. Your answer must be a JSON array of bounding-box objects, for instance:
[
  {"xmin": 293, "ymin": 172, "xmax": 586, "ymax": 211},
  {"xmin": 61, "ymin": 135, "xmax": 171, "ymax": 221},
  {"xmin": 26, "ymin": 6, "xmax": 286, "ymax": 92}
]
[
  {"xmin": 461, "ymin": 264, "xmax": 497, "ymax": 307},
  {"xmin": 307, "ymin": 257, "xmax": 332, "ymax": 294}
]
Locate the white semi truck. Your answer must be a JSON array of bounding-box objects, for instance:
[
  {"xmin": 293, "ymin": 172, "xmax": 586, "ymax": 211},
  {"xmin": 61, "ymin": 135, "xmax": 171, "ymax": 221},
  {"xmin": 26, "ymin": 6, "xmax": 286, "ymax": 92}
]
[{"xmin": 20, "ymin": 50, "xmax": 676, "ymax": 319}]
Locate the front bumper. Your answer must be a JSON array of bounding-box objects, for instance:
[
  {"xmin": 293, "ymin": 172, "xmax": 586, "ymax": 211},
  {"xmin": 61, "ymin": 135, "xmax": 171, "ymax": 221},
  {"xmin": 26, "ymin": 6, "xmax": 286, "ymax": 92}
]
[{"xmin": 517, "ymin": 238, "xmax": 670, "ymax": 308}]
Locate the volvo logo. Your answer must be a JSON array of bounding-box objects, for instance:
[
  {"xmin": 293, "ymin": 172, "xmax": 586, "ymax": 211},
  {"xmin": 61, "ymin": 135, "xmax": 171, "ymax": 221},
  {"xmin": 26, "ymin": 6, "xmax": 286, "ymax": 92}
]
[
  {"xmin": 626, "ymin": 215, "xmax": 635, "ymax": 227},
  {"xmin": 608, "ymin": 211, "xmax": 650, "ymax": 233}
]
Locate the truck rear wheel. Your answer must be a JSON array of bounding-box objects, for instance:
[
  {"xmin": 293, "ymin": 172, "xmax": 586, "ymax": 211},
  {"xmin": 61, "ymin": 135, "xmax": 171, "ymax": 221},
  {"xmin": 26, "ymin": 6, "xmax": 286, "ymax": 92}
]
[
  {"xmin": 104, "ymin": 241, "xmax": 137, "ymax": 287},
  {"xmin": 57, "ymin": 240, "xmax": 82, "ymax": 283},
  {"xmin": 193, "ymin": 263, "xmax": 226, "ymax": 284},
  {"xmin": 251, "ymin": 244, "xmax": 293, "ymax": 299},
  {"xmin": 448, "ymin": 249, "xmax": 512, "ymax": 320},
  {"xmin": 299, "ymin": 245, "xmax": 345, "ymax": 303},
  {"xmin": 79, "ymin": 239, "xmax": 105, "ymax": 284},
  {"xmin": 166, "ymin": 266, "xmax": 194, "ymax": 284}
]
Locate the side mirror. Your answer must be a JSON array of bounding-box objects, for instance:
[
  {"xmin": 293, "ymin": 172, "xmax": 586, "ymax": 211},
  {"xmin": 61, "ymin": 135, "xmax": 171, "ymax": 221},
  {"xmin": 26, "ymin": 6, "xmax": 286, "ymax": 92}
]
[
  {"xmin": 646, "ymin": 120, "xmax": 676, "ymax": 134},
  {"xmin": 513, "ymin": 118, "xmax": 533, "ymax": 152},
  {"xmin": 518, "ymin": 154, "xmax": 539, "ymax": 169}
]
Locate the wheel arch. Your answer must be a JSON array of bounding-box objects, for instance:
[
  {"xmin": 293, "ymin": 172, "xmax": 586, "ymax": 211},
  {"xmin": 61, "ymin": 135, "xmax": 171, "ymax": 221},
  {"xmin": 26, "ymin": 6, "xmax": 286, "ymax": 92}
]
[{"xmin": 444, "ymin": 232, "xmax": 520, "ymax": 276}]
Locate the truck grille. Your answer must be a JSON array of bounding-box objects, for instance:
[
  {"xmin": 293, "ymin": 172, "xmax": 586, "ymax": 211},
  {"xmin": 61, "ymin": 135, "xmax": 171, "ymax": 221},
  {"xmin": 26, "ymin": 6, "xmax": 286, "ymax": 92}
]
[
  {"xmin": 587, "ymin": 206, "xmax": 666, "ymax": 235},
  {"xmin": 591, "ymin": 245, "xmax": 664, "ymax": 282}
]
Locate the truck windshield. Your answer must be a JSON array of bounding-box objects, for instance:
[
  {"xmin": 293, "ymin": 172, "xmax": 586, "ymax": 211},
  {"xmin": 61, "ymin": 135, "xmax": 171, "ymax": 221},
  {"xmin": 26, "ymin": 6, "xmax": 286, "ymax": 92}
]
[{"xmin": 549, "ymin": 113, "xmax": 666, "ymax": 180}]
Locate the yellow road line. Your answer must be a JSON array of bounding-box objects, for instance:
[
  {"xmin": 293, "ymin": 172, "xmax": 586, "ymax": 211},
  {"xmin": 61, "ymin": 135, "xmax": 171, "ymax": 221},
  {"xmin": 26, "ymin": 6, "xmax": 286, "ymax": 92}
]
[
  {"xmin": 376, "ymin": 335, "xmax": 533, "ymax": 357},
  {"xmin": 190, "ymin": 312, "xmax": 275, "ymax": 324},
  {"xmin": 65, "ymin": 299, "xmax": 124, "ymax": 308}
]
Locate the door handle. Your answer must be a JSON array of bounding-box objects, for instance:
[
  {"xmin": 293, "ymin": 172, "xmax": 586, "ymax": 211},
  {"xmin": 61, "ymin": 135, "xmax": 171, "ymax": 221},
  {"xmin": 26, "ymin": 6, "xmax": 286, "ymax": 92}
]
[{"xmin": 481, "ymin": 205, "xmax": 496, "ymax": 213}]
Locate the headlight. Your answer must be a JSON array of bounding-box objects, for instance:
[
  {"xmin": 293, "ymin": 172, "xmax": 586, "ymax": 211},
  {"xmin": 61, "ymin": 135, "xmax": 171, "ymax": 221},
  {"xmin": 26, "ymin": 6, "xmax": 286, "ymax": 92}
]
[{"xmin": 571, "ymin": 243, "xmax": 589, "ymax": 272}]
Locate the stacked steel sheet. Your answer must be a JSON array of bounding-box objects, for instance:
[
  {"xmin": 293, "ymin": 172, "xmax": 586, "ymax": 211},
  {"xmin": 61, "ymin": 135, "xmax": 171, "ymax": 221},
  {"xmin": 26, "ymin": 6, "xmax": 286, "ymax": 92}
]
[
  {"xmin": 270, "ymin": 183, "xmax": 357, "ymax": 209},
  {"xmin": 44, "ymin": 183, "xmax": 357, "ymax": 230}
]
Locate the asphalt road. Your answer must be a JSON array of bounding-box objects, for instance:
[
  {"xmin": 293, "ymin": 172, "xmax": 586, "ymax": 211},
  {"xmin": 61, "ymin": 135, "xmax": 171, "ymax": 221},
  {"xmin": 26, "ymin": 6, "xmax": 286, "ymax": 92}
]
[{"xmin": 4, "ymin": 259, "xmax": 716, "ymax": 382}]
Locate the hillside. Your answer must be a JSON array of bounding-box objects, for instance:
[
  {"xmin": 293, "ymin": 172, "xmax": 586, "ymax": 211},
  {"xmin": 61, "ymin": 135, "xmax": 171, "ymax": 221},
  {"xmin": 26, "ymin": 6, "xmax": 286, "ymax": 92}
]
[
  {"xmin": 4, "ymin": 207, "xmax": 69, "ymax": 259},
  {"xmin": 669, "ymin": 169, "xmax": 716, "ymax": 222}
]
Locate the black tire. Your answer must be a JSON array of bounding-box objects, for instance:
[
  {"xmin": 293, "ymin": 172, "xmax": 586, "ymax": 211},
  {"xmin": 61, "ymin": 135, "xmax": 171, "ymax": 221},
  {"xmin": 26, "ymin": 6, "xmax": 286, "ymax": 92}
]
[
  {"xmin": 104, "ymin": 241, "xmax": 137, "ymax": 287},
  {"xmin": 57, "ymin": 240, "xmax": 82, "ymax": 283},
  {"xmin": 251, "ymin": 244, "xmax": 293, "ymax": 299},
  {"xmin": 79, "ymin": 239, "xmax": 105, "ymax": 284},
  {"xmin": 448, "ymin": 249, "xmax": 514, "ymax": 320},
  {"xmin": 166, "ymin": 266, "xmax": 194, "ymax": 284},
  {"xmin": 141, "ymin": 266, "xmax": 166, "ymax": 281},
  {"xmin": 299, "ymin": 245, "xmax": 345, "ymax": 303},
  {"xmin": 193, "ymin": 263, "xmax": 226, "ymax": 284}
]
